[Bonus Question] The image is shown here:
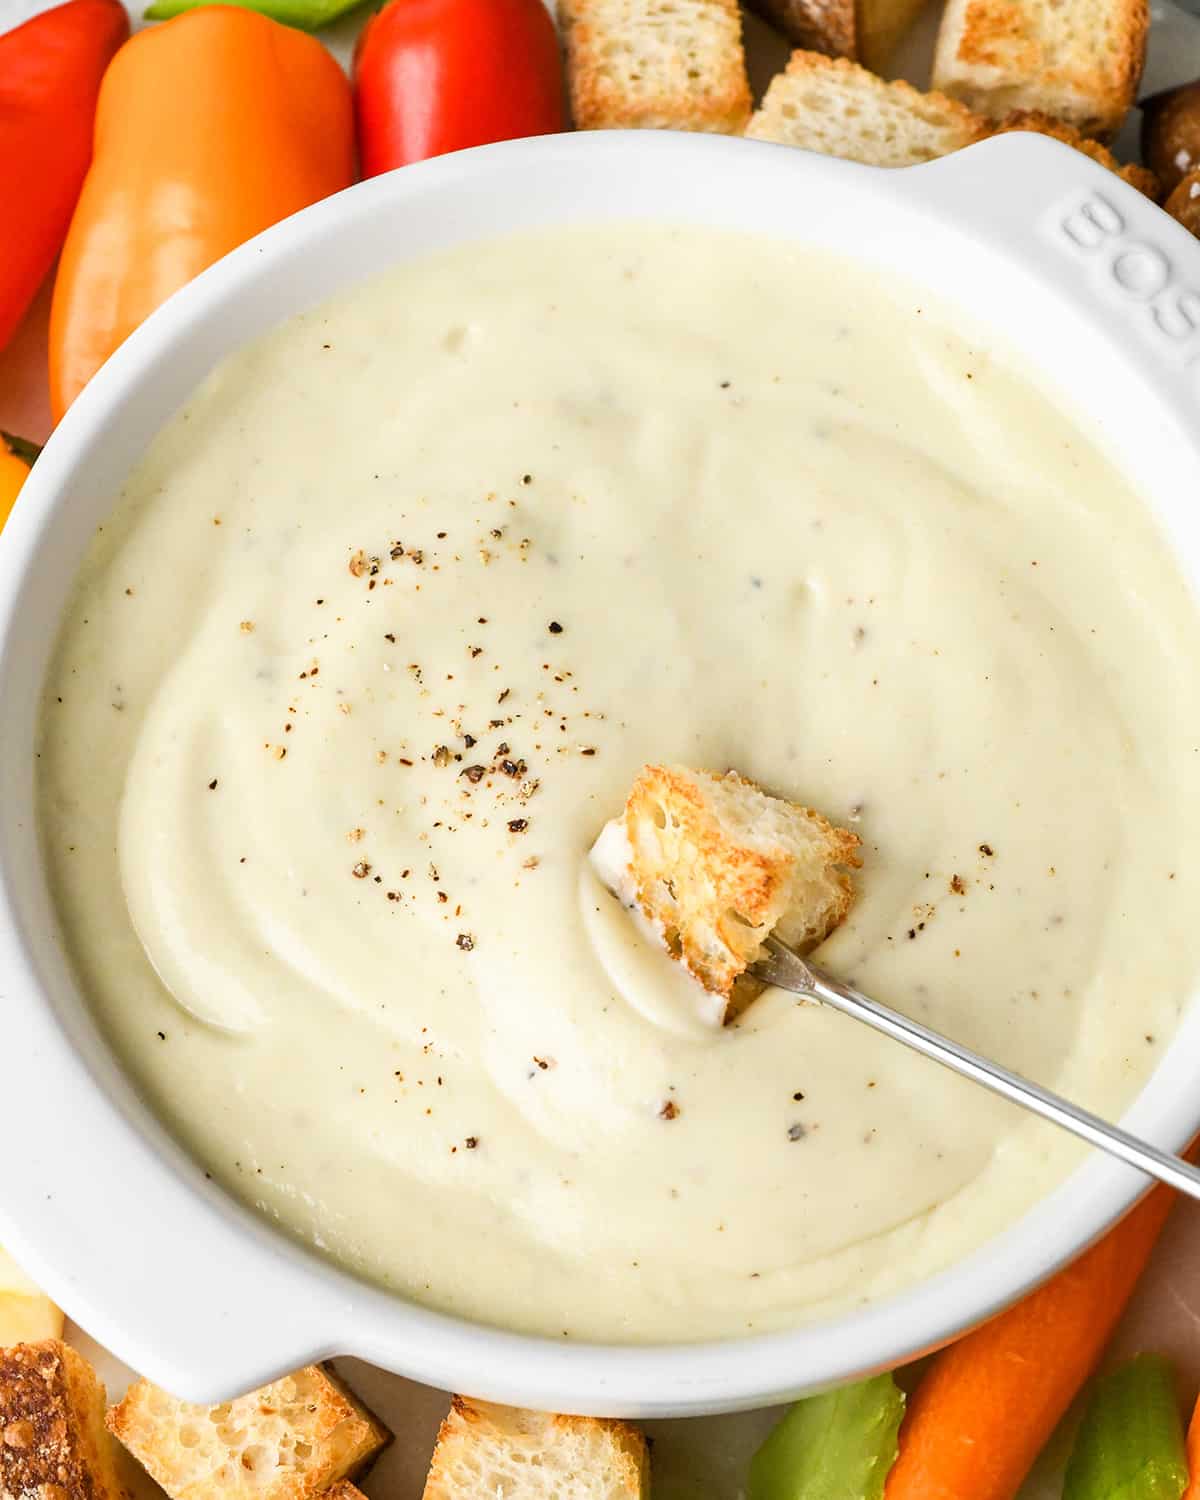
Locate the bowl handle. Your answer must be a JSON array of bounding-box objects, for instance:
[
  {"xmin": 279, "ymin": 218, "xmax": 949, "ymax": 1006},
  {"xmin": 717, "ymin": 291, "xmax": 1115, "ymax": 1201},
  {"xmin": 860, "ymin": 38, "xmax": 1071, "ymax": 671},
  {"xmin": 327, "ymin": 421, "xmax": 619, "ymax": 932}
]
[
  {"xmin": 0, "ymin": 962, "xmax": 348, "ymax": 1402},
  {"xmin": 899, "ymin": 133, "xmax": 1200, "ymax": 430},
  {"xmin": 3, "ymin": 1122, "xmax": 347, "ymax": 1403}
]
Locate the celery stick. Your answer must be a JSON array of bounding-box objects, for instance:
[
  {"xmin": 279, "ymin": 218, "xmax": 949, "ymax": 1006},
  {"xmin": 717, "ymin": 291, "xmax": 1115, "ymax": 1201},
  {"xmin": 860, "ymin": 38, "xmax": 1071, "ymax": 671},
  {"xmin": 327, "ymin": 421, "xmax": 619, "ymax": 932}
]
[
  {"xmin": 143, "ymin": 0, "xmax": 367, "ymax": 32},
  {"xmin": 1064, "ymin": 1354, "xmax": 1188, "ymax": 1500},
  {"xmin": 749, "ymin": 1373, "xmax": 905, "ymax": 1500}
]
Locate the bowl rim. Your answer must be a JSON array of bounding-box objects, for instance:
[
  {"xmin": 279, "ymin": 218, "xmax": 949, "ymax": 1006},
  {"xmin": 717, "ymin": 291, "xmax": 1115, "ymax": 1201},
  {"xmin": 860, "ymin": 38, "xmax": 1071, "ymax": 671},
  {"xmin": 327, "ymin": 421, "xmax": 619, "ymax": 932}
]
[{"xmin": 3, "ymin": 128, "xmax": 1200, "ymax": 1415}]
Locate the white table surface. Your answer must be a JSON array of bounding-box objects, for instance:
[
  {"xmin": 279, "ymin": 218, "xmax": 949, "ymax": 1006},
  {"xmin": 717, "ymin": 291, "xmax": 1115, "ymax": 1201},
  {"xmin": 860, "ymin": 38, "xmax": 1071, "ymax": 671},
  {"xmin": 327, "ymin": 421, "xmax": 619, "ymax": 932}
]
[{"xmin": 3, "ymin": 1, "xmax": 1200, "ymax": 1495}]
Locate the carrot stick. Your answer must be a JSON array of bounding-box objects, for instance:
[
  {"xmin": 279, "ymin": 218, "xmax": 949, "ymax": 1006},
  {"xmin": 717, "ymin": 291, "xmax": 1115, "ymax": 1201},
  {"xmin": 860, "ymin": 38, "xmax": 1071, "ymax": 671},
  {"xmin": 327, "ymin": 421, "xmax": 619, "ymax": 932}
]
[
  {"xmin": 884, "ymin": 1172, "xmax": 1186, "ymax": 1500},
  {"xmin": 1181, "ymin": 1391, "xmax": 1200, "ymax": 1500}
]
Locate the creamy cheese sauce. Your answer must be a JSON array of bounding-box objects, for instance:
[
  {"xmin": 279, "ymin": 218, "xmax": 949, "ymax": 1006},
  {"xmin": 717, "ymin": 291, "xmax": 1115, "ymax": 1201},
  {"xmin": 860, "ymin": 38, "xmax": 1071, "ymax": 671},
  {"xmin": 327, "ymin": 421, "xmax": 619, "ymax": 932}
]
[
  {"xmin": 586, "ymin": 819, "xmax": 731, "ymax": 1034},
  {"xmin": 39, "ymin": 225, "xmax": 1200, "ymax": 1341}
]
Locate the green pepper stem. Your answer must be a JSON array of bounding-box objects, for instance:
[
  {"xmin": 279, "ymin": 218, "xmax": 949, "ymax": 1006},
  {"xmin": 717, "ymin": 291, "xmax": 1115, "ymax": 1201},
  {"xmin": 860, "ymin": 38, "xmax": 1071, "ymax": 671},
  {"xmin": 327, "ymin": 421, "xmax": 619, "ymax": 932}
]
[
  {"xmin": 143, "ymin": 0, "xmax": 368, "ymax": 32},
  {"xmin": 1, "ymin": 432, "xmax": 42, "ymax": 466}
]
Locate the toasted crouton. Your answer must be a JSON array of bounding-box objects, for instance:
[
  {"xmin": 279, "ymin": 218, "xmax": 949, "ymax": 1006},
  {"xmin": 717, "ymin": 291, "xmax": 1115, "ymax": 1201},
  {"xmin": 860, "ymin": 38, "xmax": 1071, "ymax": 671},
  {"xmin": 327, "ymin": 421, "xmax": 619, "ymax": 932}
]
[
  {"xmin": 622, "ymin": 765, "xmax": 860, "ymax": 1007},
  {"xmin": 979, "ymin": 110, "xmax": 1159, "ymax": 196},
  {"xmin": 745, "ymin": 54, "xmax": 1159, "ymax": 191},
  {"xmin": 0, "ymin": 1340, "xmax": 127, "ymax": 1500},
  {"xmin": 931, "ymin": 0, "xmax": 1148, "ymax": 139},
  {"xmin": 746, "ymin": 51, "xmax": 981, "ymax": 166},
  {"xmin": 559, "ymin": 0, "xmax": 752, "ymax": 132},
  {"xmin": 0, "ymin": 1244, "xmax": 63, "ymax": 1347},
  {"xmin": 422, "ymin": 1398, "xmax": 649, "ymax": 1500},
  {"xmin": 324, "ymin": 1486, "xmax": 368, "ymax": 1500},
  {"xmin": 106, "ymin": 1365, "xmax": 390, "ymax": 1500}
]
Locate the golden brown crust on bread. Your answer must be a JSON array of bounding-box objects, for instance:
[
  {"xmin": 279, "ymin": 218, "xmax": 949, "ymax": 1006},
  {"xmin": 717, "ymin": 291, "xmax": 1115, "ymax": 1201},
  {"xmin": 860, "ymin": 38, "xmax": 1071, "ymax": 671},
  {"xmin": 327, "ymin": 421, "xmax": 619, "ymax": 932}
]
[
  {"xmin": 423, "ymin": 1397, "xmax": 649, "ymax": 1500},
  {"xmin": 953, "ymin": 0, "xmax": 1038, "ymax": 71},
  {"xmin": 0, "ymin": 1340, "xmax": 127, "ymax": 1500},
  {"xmin": 106, "ymin": 1365, "xmax": 390, "ymax": 1500},
  {"xmin": 932, "ymin": 0, "xmax": 1148, "ymax": 139},
  {"xmin": 623, "ymin": 765, "xmax": 859, "ymax": 1007},
  {"xmin": 560, "ymin": 0, "xmax": 752, "ymax": 132},
  {"xmin": 981, "ymin": 110, "xmax": 1160, "ymax": 196}
]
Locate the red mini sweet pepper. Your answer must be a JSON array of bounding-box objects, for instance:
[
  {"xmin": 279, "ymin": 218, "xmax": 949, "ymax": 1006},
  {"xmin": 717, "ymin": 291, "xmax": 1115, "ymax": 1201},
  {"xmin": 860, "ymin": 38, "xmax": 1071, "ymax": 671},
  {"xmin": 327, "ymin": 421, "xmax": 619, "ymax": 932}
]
[
  {"xmin": 353, "ymin": 0, "xmax": 565, "ymax": 176},
  {"xmin": 0, "ymin": 0, "xmax": 129, "ymax": 353}
]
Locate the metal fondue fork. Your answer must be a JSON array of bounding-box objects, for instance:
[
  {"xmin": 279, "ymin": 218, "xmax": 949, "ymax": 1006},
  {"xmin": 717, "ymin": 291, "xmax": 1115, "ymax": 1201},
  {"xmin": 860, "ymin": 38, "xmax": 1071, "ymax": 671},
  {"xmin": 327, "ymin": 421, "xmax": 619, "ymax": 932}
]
[{"xmin": 752, "ymin": 934, "xmax": 1200, "ymax": 1202}]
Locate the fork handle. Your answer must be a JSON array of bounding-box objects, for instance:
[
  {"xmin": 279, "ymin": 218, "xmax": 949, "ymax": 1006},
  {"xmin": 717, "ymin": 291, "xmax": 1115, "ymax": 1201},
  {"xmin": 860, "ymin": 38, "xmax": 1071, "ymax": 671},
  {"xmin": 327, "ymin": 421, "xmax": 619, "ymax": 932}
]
[{"xmin": 756, "ymin": 935, "xmax": 1200, "ymax": 1202}]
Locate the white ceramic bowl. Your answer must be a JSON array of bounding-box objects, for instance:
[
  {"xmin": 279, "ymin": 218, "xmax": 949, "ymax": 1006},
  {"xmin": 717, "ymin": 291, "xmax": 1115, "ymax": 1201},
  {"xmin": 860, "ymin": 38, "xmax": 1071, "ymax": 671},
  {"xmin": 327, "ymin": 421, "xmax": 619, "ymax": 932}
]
[{"xmin": 2, "ymin": 130, "xmax": 1200, "ymax": 1417}]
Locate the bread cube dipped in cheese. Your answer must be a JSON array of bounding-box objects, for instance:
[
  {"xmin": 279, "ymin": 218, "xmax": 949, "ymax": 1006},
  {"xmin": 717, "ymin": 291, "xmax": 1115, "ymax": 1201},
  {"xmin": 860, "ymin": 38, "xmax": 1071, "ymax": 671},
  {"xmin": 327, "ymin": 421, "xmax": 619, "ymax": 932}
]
[{"xmin": 616, "ymin": 764, "xmax": 860, "ymax": 1018}]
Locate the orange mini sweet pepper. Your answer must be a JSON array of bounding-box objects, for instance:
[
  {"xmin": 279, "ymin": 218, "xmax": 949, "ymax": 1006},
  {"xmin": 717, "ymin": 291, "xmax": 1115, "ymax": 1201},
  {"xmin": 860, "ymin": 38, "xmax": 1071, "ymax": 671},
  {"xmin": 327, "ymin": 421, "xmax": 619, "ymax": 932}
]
[
  {"xmin": 49, "ymin": 6, "xmax": 355, "ymax": 420},
  {"xmin": 0, "ymin": 435, "xmax": 38, "ymax": 533}
]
